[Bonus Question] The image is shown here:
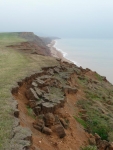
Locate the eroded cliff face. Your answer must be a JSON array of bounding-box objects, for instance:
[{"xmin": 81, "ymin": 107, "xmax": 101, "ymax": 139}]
[
  {"xmin": 12, "ymin": 60, "xmax": 89, "ymax": 150},
  {"xmin": 8, "ymin": 32, "xmax": 113, "ymax": 150},
  {"xmin": 7, "ymin": 32, "xmax": 52, "ymax": 56},
  {"xmin": 11, "ymin": 58, "xmax": 113, "ymax": 150}
]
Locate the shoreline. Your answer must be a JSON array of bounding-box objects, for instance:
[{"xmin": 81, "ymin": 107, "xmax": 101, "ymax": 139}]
[
  {"xmin": 48, "ymin": 39, "xmax": 113, "ymax": 84},
  {"xmin": 48, "ymin": 40, "xmax": 73, "ymax": 63}
]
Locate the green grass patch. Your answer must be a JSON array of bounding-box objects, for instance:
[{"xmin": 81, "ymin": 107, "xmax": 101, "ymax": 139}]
[
  {"xmin": 26, "ymin": 106, "xmax": 35, "ymax": 118},
  {"xmin": 95, "ymin": 73, "xmax": 103, "ymax": 81},
  {"xmin": 81, "ymin": 145, "xmax": 97, "ymax": 150},
  {"xmin": 85, "ymin": 91, "xmax": 100, "ymax": 100},
  {"xmin": 74, "ymin": 116, "xmax": 87, "ymax": 129},
  {"xmin": 77, "ymin": 99, "xmax": 110, "ymax": 140}
]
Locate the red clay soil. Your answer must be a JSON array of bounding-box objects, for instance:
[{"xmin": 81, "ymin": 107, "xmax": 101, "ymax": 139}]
[
  {"xmin": 14, "ymin": 82, "xmax": 89, "ymax": 150},
  {"xmin": 7, "ymin": 41, "xmax": 51, "ymax": 56}
]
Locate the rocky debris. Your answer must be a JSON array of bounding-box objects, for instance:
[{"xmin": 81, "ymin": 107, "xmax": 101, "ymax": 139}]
[
  {"xmin": 36, "ymin": 78, "xmax": 45, "ymax": 87},
  {"xmin": 42, "ymin": 66, "xmax": 57, "ymax": 71},
  {"xmin": 24, "ymin": 65, "xmax": 75, "ymax": 138},
  {"xmin": 88, "ymin": 134, "xmax": 96, "ymax": 145},
  {"xmin": 13, "ymin": 62, "xmax": 83, "ymax": 142},
  {"xmin": 59, "ymin": 118, "xmax": 68, "ymax": 129},
  {"xmin": 33, "ymin": 106, "xmax": 41, "ymax": 115},
  {"xmin": 42, "ymin": 102, "xmax": 55, "ymax": 114},
  {"xmin": 14, "ymin": 109, "xmax": 19, "ymax": 118},
  {"xmin": 78, "ymin": 75, "xmax": 86, "ymax": 80},
  {"xmin": 53, "ymin": 116, "xmax": 66, "ymax": 138},
  {"xmin": 34, "ymin": 87, "xmax": 43, "ymax": 97},
  {"xmin": 53, "ymin": 67, "xmax": 60, "ymax": 73},
  {"xmin": 32, "ymin": 113, "xmax": 66, "ymax": 137},
  {"xmin": 10, "ymin": 126, "xmax": 32, "ymax": 150},
  {"xmin": 41, "ymin": 86, "xmax": 49, "ymax": 93},
  {"xmin": 44, "ymin": 113, "xmax": 55, "ymax": 126},
  {"xmin": 102, "ymin": 76, "xmax": 108, "ymax": 82},
  {"xmin": 33, "ymin": 119, "xmax": 44, "ymax": 132},
  {"xmin": 32, "ymin": 82, "xmax": 38, "ymax": 87},
  {"xmin": 39, "ymin": 75, "xmax": 52, "ymax": 81},
  {"xmin": 26, "ymin": 88, "xmax": 39, "ymax": 100},
  {"xmin": 28, "ymin": 100, "xmax": 36, "ymax": 108},
  {"xmin": 94, "ymin": 133, "xmax": 113, "ymax": 150},
  {"xmin": 42, "ymin": 127, "xmax": 52, "ymax": 135},
  {"xmin": 47, "ymin": 68, "xmax": 54, "ymax": 75},
  {"xmin": 63, "ymin": 86, "xmax": 78, "ymax": 94},
  {"xmin": 74, "ymin": 68, "xmax": 81, "ymax": 75},
  {"xmin": 54, "ymin": 124, "xmax": 66, "ymax": 138}
]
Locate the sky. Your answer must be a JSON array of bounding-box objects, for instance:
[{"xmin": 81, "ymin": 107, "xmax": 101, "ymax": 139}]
[{"xmin": 0, "ymin": 0, "xmax": 113, "ymax": 38}]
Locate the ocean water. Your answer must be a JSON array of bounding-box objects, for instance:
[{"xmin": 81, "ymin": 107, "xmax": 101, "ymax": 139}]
[{"xmin": 55, "ymin": 38, "xmax": 113, "ymax": 84}]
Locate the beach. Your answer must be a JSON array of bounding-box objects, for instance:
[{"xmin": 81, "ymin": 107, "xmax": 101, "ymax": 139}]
[
  {"xmin": 48, "ymin": 40, "xmax": 72, "ymax": 63},
  {"xmin": 48, "ymin": 38, "xmax": 113, "ymax": 84}
]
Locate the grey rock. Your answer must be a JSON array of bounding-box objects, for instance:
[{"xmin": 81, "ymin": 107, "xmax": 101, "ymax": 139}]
[{"xmin": 26, "ymin": 88, "xmax": 39, "ymax": 100}]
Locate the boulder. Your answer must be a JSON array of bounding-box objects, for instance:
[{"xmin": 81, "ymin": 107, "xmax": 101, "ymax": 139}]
[
  {"xmin": 28, "ymin": 100, "xmax": 36, "ymax": 108},
  {"xmin": 14, "ymin": 109, "xmax": 19, "ymax": 118},
  {"xmin": 59, "ymin": 98, "xmax": 66, "ymax": 107},
  {"xmin": 26, "ymin": 88, "xmax": 39, "ymax": 100},
  {"xmin": 63, "ymin": 86, "xmax": 78, "ymax": 94},
  {"xmin": 42, "ymin": 127, "xmax": 52, "ymax": 135},
  {"xmin": 41, "ymin": 86, "xmax": 50, "ymax": 93},
  {"xmin": 32, "ymin": 82, "xmax": 38, "ymax": 87},
  {"xmin": 34, "ymin": 87, "xmax": 43, "ymax": 97},
  {"xmin": 36, "ymin": 79, "xmax": 45, "ymax": 87},
  {"xmin": 97, "ymin": 140, "xmax": 109, "ymax": 150},
  {"xmin": 33, "ymin": 106, "xmax": 41, "ymax": 115},
  {"xmin": 60, "ymin": 118, "xmax": 68, "ymax": 129},
  {"xmin": 33, "ymin": 119, "xmax": 44, "ymax": 131},
  {"xmin": 54, "ymin": 124, "xmax": 66, "ymax": 138},
  {"xmin": 42, "ymin": 102, "xmax": 55, "ymax": 113},
  {"xmin": 89, "ymin": 134, "xmax": 96, "ymax": 145},
  {"xmin": 36, "ymin": 100, "xmax": 44, "ymax": 107},
  {"xmin": 44, "ymin": 113, "xmax": 55, "ymax": 126},
  {"xmin": 33, "ymin": 124, "xmax": 42, "ymax": 132},
  {"xmin": 109, "ymin": 143, "xmax": 113, "ymax": 150}
]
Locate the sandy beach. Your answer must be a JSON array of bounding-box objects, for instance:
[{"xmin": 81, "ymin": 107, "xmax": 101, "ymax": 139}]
[{"xmin": 48, "ymin": 40, "xmax": 72, "ymax": 63}]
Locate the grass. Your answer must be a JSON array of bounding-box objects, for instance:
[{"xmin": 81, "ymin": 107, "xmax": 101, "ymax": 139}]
[
  {"xmin": 76, "ymin": 70, "xmax": 113, "ymax": 141},
  {"xmin": 77, "ymin": 99, "xmax": 110, "ymax": 140},
  {"xmin": 0, "ymin": 33, "xmax": 59, "ymax": 149},
  {"xmin": 74, "ymin": 116, "xmax": 87, "ymax": 129},
  {"xmin": 85, "ymin": 90, "xmax": 100, "ymax": 100},
  {"xmin": 81, "ymin": 145, "xmax": 97, "ymax": 150},
  {"xmin": 95, "ymin": 73, "xmax": 103, "ymax": 81},
  {"xmin": 26, "ymin": 106, "xmax": 35, "ymax": 119}
]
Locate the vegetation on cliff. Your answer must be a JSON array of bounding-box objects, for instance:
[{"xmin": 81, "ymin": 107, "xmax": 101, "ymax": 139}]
[{"xmin": 0, "ymin": 32, "xmax": 113, "ymax": 150}]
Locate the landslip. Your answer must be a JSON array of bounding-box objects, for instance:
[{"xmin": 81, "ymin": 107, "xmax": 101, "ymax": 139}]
[{"xmin": 0, "ymin": 32, "xmax": 113, "ymax": 150}]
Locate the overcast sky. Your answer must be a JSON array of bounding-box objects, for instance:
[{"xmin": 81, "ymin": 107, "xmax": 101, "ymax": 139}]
[{"xmin": 0, "ymin": 0, "xmax": 113, "ymax": 38}]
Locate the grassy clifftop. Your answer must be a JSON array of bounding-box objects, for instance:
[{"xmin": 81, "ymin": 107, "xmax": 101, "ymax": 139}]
[{"xmin": 0, "ymin": 33, "xmax": 58, "ymax": 149}]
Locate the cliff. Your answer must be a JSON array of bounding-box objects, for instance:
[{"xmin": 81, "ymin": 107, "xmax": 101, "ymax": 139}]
[
  {"xmin": 7, "ymin": 32, "xmax": 52, "ymax": 56},
  {"xmin": 0, "ymin": 32, "xmax": 113, "ymax": 150}
]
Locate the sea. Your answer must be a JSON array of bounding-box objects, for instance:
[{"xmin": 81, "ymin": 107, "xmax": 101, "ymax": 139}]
[{"xmin": 54, "ymin": 38, "xmax": 113, "ymax": 84}]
